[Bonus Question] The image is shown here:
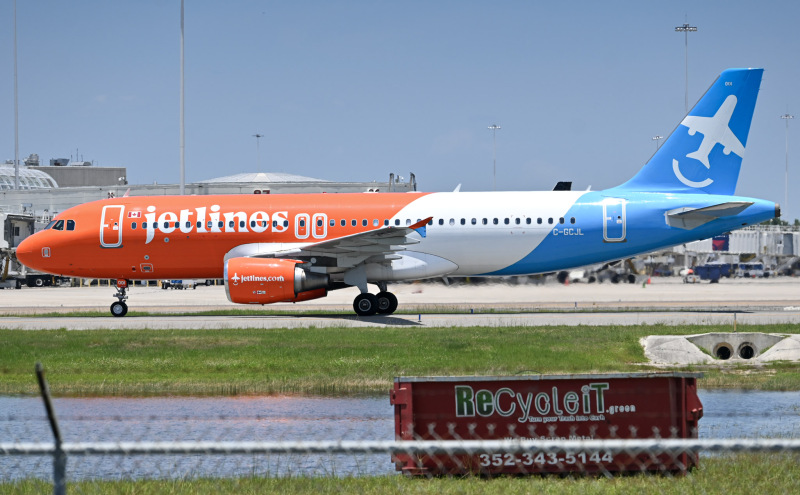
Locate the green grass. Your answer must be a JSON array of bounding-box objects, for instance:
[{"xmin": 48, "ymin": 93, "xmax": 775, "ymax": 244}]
[
  {"xmin": 1, "ymin": 324, "xmax": 799, "ymax": 396},
  {"xmin": 4, "ymin": 454, "xmax": 800, "ymax": 494}
]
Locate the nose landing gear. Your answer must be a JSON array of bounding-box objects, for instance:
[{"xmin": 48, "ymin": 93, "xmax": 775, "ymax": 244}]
[{"xmin": 111, "ymin": 279, "xmax": 129, "ymax": 317}]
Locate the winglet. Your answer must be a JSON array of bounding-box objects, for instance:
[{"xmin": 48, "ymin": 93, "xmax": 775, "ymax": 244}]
[{"xmin": 410, "ymin": 217, "xmax": 432, "ymax": 238}]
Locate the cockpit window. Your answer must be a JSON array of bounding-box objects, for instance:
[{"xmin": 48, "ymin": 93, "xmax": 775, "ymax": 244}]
[
  {"xmin": 66, "ymin": 220, "xmax": 75, "ymax": 231},
  {"xmin": 44, "ymin": 220, "xmax": 57, "ymax": 230},
  {"xmin": 52, "ymin": 220, "xmax": 65, "ymax": 231}
]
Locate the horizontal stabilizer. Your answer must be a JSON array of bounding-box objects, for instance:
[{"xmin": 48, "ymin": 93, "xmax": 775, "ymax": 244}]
[{"xmin": 665, "ymin": 202, "xmax": 753, "ymax": 230}]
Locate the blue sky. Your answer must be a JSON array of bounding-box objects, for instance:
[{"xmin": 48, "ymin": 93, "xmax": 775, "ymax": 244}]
[{"xmin": 2, "ymin": 1, "xmax": 799, "ymax": 219}]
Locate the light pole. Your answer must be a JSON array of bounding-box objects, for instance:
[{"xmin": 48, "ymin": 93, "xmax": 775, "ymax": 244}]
[
  {"xmin": 781, "ymin": 113, "xmax": 794, "ymax": 215},
  {"xmin": 488, "ymin": 124, "xmax": 501, "ymax": 190},
  {"xmin": 253, "ymin": 134, "xmax": 264, "ymax": 172},
  {"xmin": 675, "ymin": 22, "xmax": 697, "ymax": 115},
  {"xmin": 652, "ymin": 135, "xmax": 663, "ymax": 151},
  {"xmin": 179, "ymin": 0, "xmax": 185, "ymax": 195},
  {"xmin": 13, "ymin": 0, "xmax": 19, "ymax": 189}
]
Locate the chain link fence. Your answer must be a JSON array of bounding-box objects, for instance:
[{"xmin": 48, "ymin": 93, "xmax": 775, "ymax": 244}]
[{"xmin": 2, "ymin": 366, "xmax": 800, "ymax": 493}]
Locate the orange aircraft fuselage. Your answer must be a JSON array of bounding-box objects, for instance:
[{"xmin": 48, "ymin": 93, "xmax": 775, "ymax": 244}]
[{"xmin": 19, "ymin": 192, "xmax": 429, "ymax": 280}]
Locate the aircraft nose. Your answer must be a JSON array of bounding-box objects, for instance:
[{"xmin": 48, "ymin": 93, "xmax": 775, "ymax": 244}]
[{"xmin": 15, "ymin": 236, "xmax": 41, "ymax": 270}]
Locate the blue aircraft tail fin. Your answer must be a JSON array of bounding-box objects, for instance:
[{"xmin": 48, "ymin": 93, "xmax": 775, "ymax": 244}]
[{"xmin": 615, "ymin": 68, "xmax": 763, "ymax": 195}]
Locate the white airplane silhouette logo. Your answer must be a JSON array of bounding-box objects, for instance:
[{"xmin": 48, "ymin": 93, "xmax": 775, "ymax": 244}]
[
  {"xmin": 231, "ymin": 273, "xmax": 240, "ymax": 285},
  {"xmin": 681, "ymin": 95, "xmax": 744, "ymax": 168}
]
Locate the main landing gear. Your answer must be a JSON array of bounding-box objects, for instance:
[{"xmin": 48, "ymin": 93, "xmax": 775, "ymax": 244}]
[
  {"xmin": 111, "ymin": 279, "xmax": 129, "ymax": 317},
  {"xmin": 352, "ymin": 283, "xmax": 398, "ymax": 317}
]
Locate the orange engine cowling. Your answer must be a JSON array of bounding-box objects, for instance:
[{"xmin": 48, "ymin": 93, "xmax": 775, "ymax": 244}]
[{"xmin": 224, "ymin": 258, "xmax": 329, "ymax": 305}]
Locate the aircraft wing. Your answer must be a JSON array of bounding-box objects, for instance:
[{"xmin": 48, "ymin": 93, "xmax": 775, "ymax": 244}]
[
  {"xmin": 665, "ymin": 202, "xmax": 753, "ymax": 230},
  {"xmin": 239, "ymin": 217, "xmax": 433, "ymax": 268},
  {"xmin": 300, "ymin": 217, "xmax": 431, "ymax": 256}
]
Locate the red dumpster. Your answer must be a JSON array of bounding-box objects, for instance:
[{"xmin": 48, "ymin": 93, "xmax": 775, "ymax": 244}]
[{"xmin": 391, "ymin": 372, "xmax": 703, "ymax": 476}]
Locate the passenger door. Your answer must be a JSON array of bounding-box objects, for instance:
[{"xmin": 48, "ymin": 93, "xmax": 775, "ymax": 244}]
[
  {"xmin": 100, "ymin": 205, "xmax": 125, "ymax": 248},
  {"xmin": 602, "ymin": 198, "xmax": 627, "ymax": 243}
]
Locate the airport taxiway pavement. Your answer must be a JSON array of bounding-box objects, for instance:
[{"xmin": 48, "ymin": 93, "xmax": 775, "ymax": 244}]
[{"xmin": 1, "ymin": 278, "xmax": 799, "ymax": 329}]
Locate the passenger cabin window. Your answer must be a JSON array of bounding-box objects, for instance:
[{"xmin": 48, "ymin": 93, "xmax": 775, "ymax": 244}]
[
  {"xmin": 394, "ymin": 219, "xmax": 400, "ymax": 226},
  {"xmin": 330, "ymin": 219, "xmax": 336, "ymax": 227},
  {"xmin": 493, "ymin": 218, "xmax": 499, "ymax": 225},
  {"xmin": 548, "ymin": 218, "xmax": 554, "ymax": 224},
  {"xmin": 352, "ymin": 219, "xmax": 357, "ymax": 227},
  {"xmin": 471, "ymin": 218, "xmax": 477, "ymax": 225},
  {"xmin": 131, "ymin": 222, "xmax": 137, "ymax": 229},
  {"xmin": 526, "ymin": 218, "xmax": 531, "ymax": 224},
  {"xmin": 460, "ymin": 218, "xmax": 466, "ymax": 225},
  {"xmin": 559, "ymin": 217, "xmax": 565, "ymax": 224},
  {"xmin": 384, "ymin": 219, "xmax": 389, "ymax": 226},
  {"xmin": 438, "ymin": 219, "xmax": 444, "ymax": 226},
  {"xmin": 504, "ymin": 218, "xmax": 510, "ymax": 225},
  {"xmin": 362, "ymin": 219, "xmax": 368, "ymax": 227},
  {"xmin": 449, "ymin": 218, "xmax": 455, "ymax": 226},
  {"xmin": 66, "ymin": 220, "xmax": 75, "ymax": 231},
  {"xmin": 341, "ymin": 219, "xmax": 347, "ymax": 227},
  {"xmin": 482, "ymin": 218, "xmax": 488, "ymax": 225},
  {"xmin": 570, "ymin": 217, "xmax": 576, "ymax": 224},
  {"xmin": 537, "ymin": 218, "xmax": 542, "ymax": 224}
]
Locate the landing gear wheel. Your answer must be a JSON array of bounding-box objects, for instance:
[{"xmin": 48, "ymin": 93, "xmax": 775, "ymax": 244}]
[
  {"xmin": 353, "ymin": 293, "xmax": 379, "ymax": 317},
  {"xmin": 375, "ymin": 291, "xmax": 398, "ymax": 315},
  {"xmin": 110, "ymin": 301, "xmax": 128, "ymax": 317}
]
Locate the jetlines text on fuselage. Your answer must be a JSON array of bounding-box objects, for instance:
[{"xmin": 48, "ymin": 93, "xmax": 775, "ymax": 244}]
[{"xmin": 139, "ymin": 205, "xmax": 295, "ymax": 244}]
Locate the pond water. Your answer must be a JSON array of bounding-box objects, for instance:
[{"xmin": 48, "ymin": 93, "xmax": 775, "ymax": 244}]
[{"xmin": 1, "ymin": 390, "xmax": 798, "ymax": 480}]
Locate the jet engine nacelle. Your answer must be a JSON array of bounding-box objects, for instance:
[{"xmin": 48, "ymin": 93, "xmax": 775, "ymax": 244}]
[{"xmin": 224, "ymin": 257, "xmax": 329, "ymax": 305}]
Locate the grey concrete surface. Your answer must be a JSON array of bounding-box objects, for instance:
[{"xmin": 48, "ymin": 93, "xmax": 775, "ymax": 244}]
[
  {"xmin": 642, "ymin": 333, "xmax": 800, "ymax": 365},
  {"xmin": 1, "ymin": 278, "xmax": 799, "ymax": 329}
]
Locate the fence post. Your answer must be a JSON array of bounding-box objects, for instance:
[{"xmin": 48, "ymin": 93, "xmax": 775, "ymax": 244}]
[{"xmin": 35, "ymin": 362, "xmax": 66, "ymax": 495}]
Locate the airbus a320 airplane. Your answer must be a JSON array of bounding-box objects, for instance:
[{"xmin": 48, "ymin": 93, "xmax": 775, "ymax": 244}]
[{"xmin": 17, "ymin": 68, "xmax": 779, "ymax": 317}]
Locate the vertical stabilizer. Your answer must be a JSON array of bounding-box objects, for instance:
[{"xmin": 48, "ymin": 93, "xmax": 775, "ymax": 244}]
[{"xmin": 615, "ymin": 68, "xmax": 762, "ymax": 195}]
